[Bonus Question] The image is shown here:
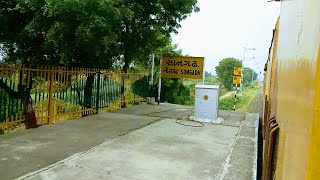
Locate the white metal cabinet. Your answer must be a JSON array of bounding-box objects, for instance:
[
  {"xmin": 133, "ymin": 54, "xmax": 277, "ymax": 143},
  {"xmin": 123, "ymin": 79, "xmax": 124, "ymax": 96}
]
[{"xmin": 194, "ymin": 85, "xmax": 220, "ymax": 123}]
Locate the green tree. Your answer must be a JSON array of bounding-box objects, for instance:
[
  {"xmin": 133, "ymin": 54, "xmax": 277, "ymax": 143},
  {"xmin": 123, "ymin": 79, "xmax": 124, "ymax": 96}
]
[
  {"xmin": 116, "ymin": 0, "xmax": 199, "ymax": 72},
  {"xmin": 215, "ymin": 57, "xmax": 242, "ymax": 90},
  {"xmin": 0, "ymin": 0, "xmax": 122, "ymax": 110},
  {"xmin": 131, "ymin": 36, "xmax": 193, "ymax": 105},
  {"xmin": 0, "ymin": 0, "xmax": 121, "ymax": 67},
  {"xmin": 1, "ymin": 0, "xmax": 199, "ymax": 69},
  {"xmin": 0, "ymin": 0, "xmax": 199, "ymax": 109},
  {"xmin": 243, "ymin": 67, "xmax": 258, "ymax": 86}
]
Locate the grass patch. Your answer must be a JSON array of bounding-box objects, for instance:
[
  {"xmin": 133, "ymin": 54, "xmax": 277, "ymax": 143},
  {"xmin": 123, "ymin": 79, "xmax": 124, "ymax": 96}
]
[
  {"xmin": 219, "ymin": 95, "xmax": 236, "ymax": 110},
  {"xmin": 204, "ymin": 77, "xmax": 219, "ymax": 84},
  {"xmin": 219, "ymin": 85, "xmax": 260, "ymax": 112}
]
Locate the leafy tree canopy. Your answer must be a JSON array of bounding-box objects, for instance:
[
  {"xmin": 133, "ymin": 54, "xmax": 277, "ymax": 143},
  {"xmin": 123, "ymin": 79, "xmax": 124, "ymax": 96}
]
[
  {"xmin": 0, "ymin": 0, "xmax": 199, "ymax": 70},
  {"xmin": 243, "ymin": 67, "xmax": 258, "ymax": 86},
  {"xmin": 215, "ymin": 57, "xmax": 242, "ymax": 90}
]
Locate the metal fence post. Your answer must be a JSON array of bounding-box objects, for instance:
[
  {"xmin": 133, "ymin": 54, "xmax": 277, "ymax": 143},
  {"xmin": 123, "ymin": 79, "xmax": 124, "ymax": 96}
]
[
  {"xmin": 121, "ymin": 73, "xmax": 126, "ymax": 108},
  {"xmin": 48, "ymin": 66, "xmax": 54, "ymax": 124},
  {"xmin": 96, "ymin": 72, "xmax": 101, "ymax": 114}
]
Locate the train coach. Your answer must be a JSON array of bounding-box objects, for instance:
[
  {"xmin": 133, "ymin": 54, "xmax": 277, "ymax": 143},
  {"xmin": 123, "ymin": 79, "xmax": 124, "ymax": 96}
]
[{"xmin": 261, "ymin": 0, "xmax": 320, "ymax": 179}]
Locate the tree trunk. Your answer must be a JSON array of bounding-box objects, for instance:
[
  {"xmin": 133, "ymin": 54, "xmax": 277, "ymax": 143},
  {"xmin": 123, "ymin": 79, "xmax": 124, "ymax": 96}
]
[
  {"xmin": 121, "ymin": 74, "xmax": 126, "ymax": 108},
  {"xmin": 24, "ymin": 95, "xmax": 38, "ymax": 129},
  {"xmin": 22, "ymin": 73, "xmax": 37, "ymax": 128},
  {"xmin": 121, "ymin": 49, "xmax": 129, "ymax": 108},
  {"xmin": 123, "ymin": 49, "xmax": 129, "ymax": 73},
  {"xmin": 83, "ymin": 75, "xmax": 95, "ymax": 110},
  {"xmin": 0, "ymin": 70, "xmax": 38, "ymax": 129}
]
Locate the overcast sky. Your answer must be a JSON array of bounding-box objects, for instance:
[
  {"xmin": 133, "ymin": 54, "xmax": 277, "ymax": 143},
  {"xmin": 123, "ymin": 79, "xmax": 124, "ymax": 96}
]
[{"xmin": 171, "ymin": 0, "xmax": 280, "ymax": 76}]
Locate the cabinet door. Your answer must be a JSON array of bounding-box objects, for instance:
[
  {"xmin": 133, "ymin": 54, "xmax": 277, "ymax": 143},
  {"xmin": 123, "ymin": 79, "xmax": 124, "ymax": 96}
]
[{"xmin": 195, "ymin": 88, "xmax": 218, "ymax": 119}]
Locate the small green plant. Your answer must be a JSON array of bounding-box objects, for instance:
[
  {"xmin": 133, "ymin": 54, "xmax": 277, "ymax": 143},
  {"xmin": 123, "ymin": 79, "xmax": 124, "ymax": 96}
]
[{"xmin": 219, "ymin": 95, "xmax": 241, "ymax": 110}]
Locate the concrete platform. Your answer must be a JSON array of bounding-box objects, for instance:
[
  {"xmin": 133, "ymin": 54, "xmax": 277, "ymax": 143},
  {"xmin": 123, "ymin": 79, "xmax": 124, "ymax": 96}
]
[
  {"xmin": 0, "ymin": 103, "xmax": 258, "ymax": 180},
  {"xmin": 0, "ymin": 113, "xmax": 162, "ymax": 180},
  {"xmin": 23, "ymin": 118, "xmax": 240, "ymax": 180}
]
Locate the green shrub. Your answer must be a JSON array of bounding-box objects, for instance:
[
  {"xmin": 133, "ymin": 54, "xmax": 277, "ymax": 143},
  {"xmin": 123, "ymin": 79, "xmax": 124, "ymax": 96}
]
[
  {"xmin": 219, "ymin": 95, "xmax": 241, "ymax": 110},
  {"xmin": 160, "ymin": 78, "xmax": 193, "ymax": 105}
]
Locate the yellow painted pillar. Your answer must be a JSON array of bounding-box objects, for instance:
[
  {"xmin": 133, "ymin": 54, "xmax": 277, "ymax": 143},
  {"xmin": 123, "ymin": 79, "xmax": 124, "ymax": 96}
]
[{"xmin": 48, "ymin": 66, "xmax": 54, "ymax": 124}]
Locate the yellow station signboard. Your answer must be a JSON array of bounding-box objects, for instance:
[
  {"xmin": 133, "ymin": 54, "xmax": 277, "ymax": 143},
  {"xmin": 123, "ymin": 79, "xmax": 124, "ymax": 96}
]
[
  {"xmin": 234, "ymin": 67, "xmax": 242, "ymax": 76},
  {"xmin": 233, "ymin": 67, "xmax": 242, "ymax": 85},
  {"xmin": 233, "ymin": 75, "xmax": 241, "ymax": 85},
  {"xmin": 161, "ymin": 56, "xmax": 204, "ymax": 79}
]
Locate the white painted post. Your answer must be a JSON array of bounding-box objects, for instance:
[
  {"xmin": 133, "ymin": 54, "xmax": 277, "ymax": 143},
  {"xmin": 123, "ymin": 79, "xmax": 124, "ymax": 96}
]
[
  {"xmin": 151, "ymin": 53, "xmax": 155, "ymax": 85},
  {"xmin": 202, "ymin": 58, "xmax": 205, "ymax": 84},
  {"xmin": 157, "ymin": 56, "xmax": 162, "ymax": 105},
  {"xmin": 234, "ymin": 84, "xmax": 237, "ymax": 111}
]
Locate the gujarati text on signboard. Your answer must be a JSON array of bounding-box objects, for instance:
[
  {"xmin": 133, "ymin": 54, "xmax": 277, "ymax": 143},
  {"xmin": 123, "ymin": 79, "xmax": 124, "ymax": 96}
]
[{"xmin": 161, "ymin": 56, "xmax": 204, "ymax": 79}]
